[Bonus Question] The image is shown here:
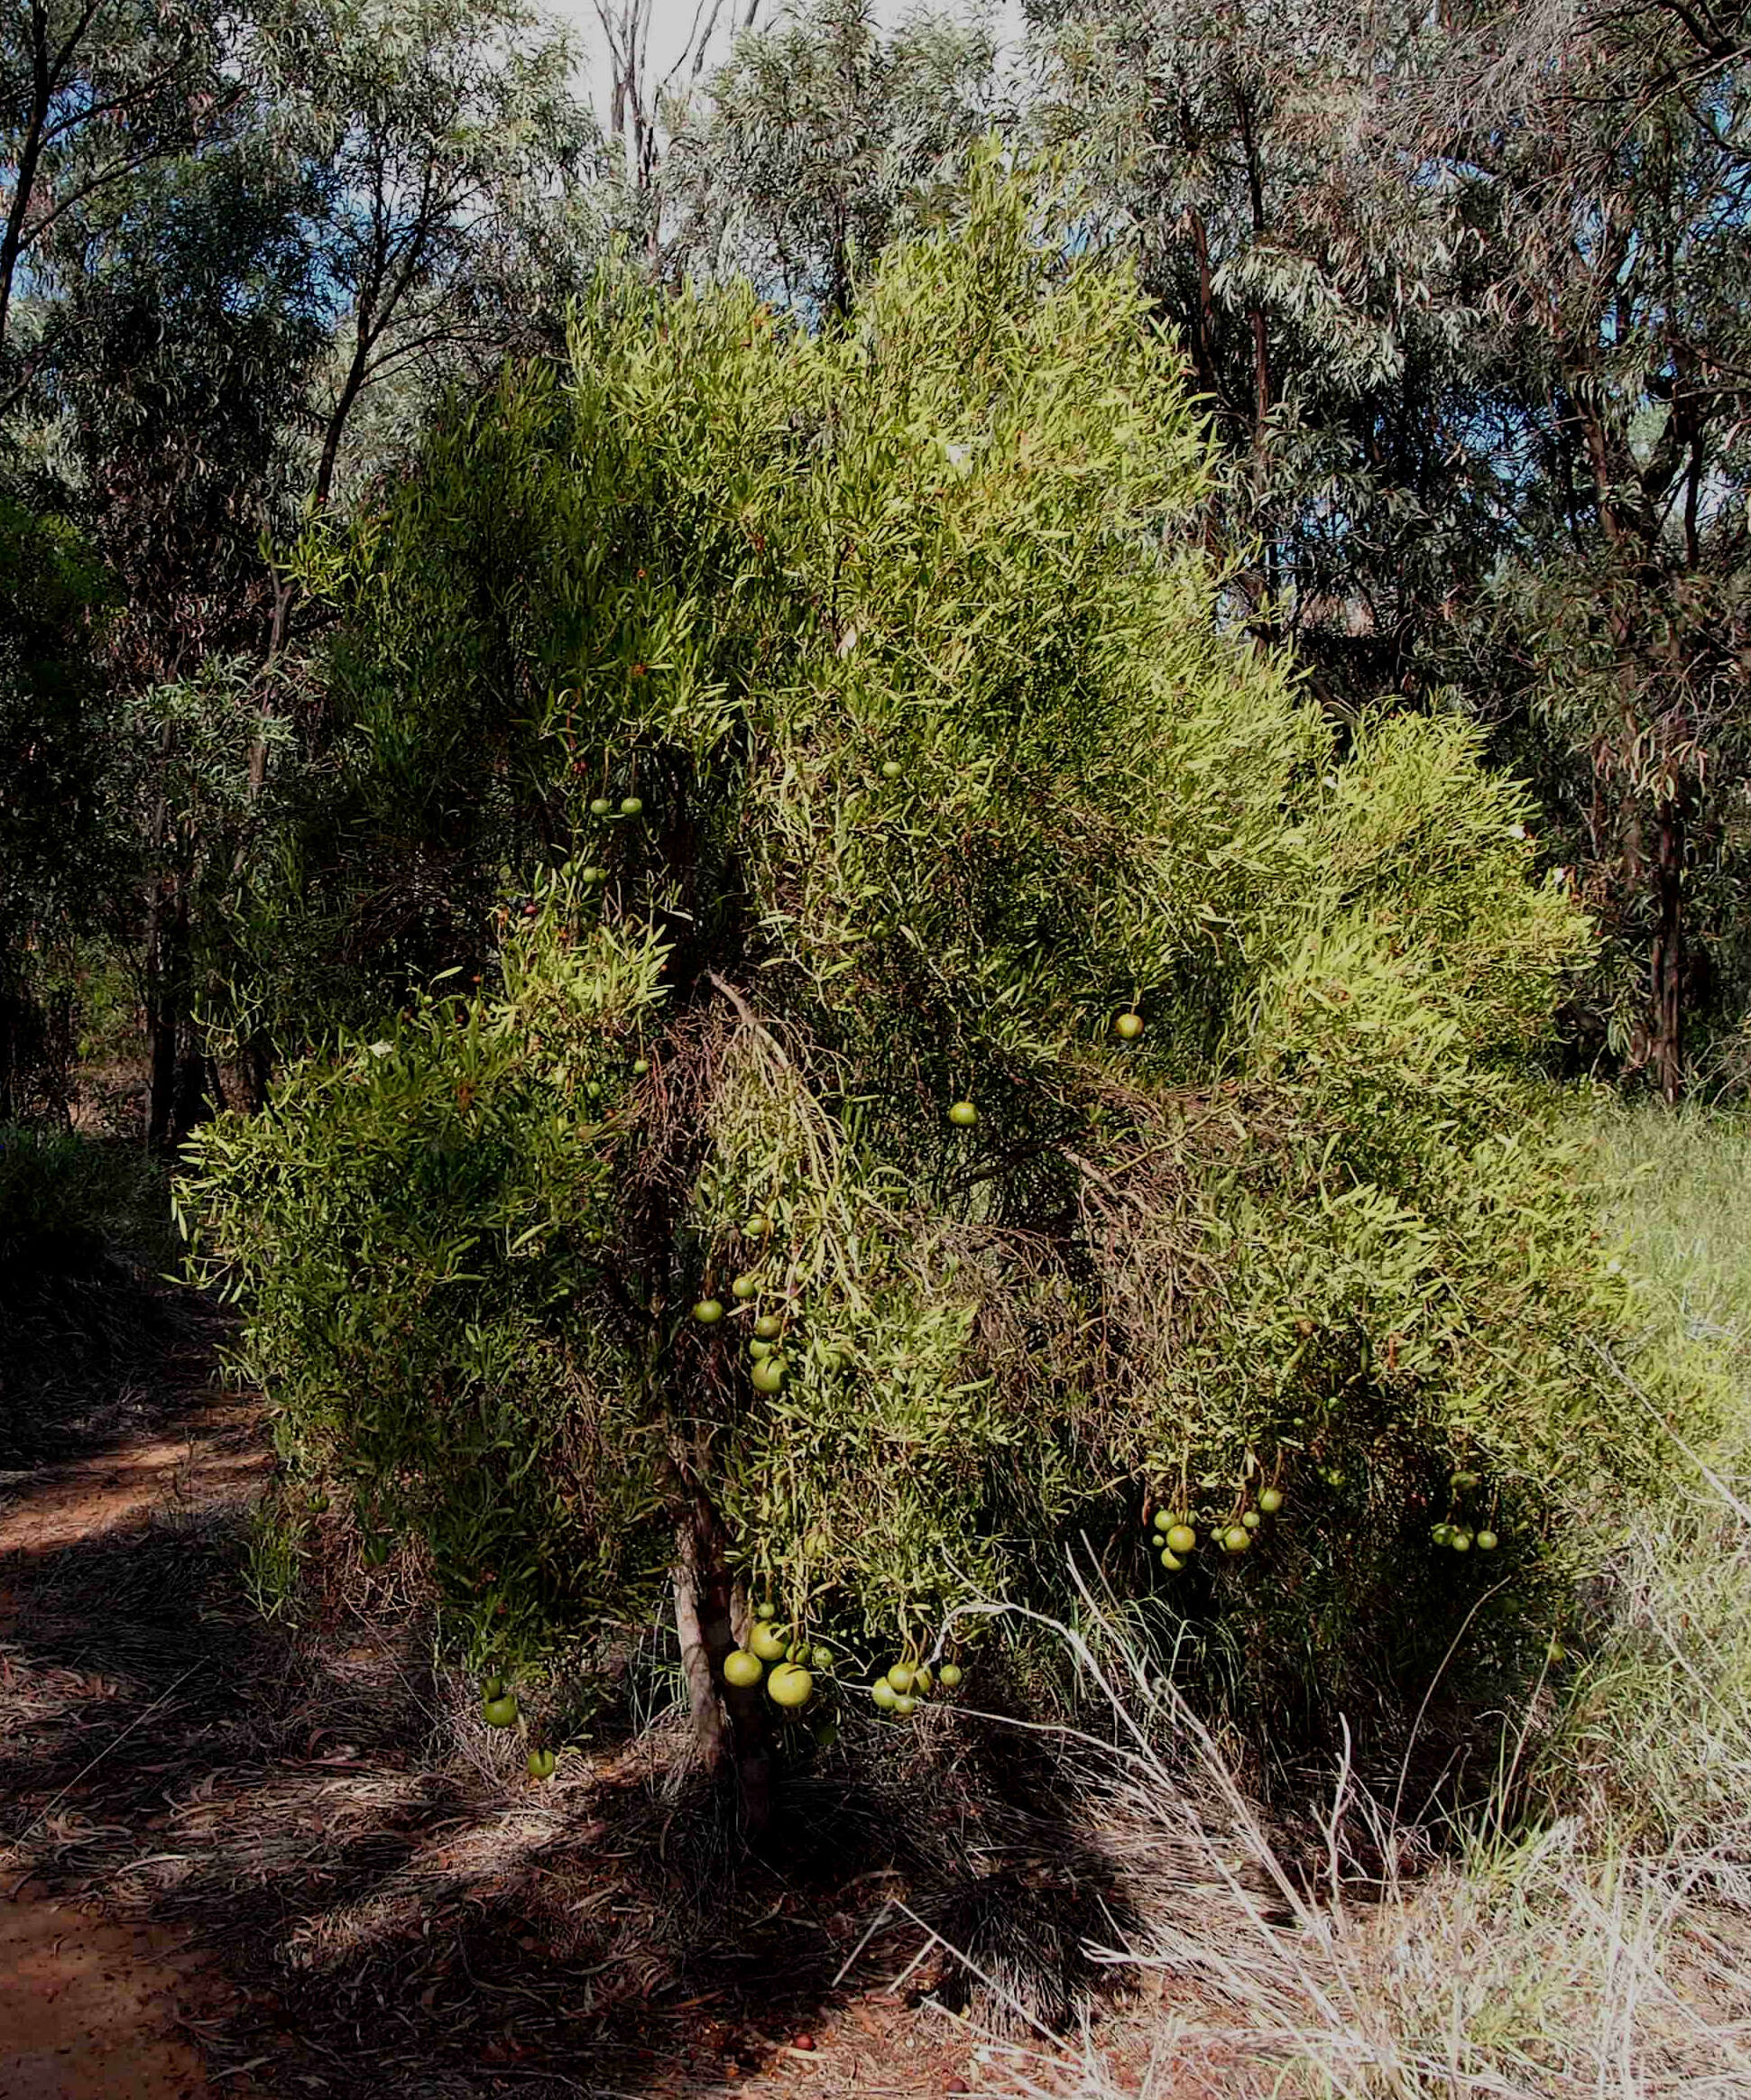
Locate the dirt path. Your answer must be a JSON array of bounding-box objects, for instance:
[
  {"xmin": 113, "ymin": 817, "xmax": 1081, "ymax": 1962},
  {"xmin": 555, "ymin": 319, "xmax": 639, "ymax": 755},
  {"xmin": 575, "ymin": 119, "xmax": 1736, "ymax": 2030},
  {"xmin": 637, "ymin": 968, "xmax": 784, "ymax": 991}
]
[
  {"xmin": 2, "ymin": 1398, "xmax": 272, "ymax": 2100},
  {"xmin": 0, "ymin": 1890, "xmax": 222, "ymax": 2100}
]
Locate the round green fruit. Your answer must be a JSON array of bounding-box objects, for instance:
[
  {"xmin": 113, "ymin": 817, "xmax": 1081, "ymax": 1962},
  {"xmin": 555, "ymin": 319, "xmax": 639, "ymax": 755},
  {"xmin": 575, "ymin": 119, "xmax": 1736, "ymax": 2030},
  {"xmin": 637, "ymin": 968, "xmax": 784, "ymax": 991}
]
[
  {"xmin": 1476, "ymin": 1530, "xmax": 1498, "ymax": 1552},
  {"xmin": 588, "ymin": 797, "xmax": 613, "ymax": 817},
  {"xmin": 814, "ymin": 1720, "xmax": 841, "ymax": 1747},
  {"xmin": 895, "ymin": 1694, "xmax": 918, "ymax": 1716},
  {"xmin": 752, "ymin": 1313, "xmax": 783, "ymax": 1340},
  {"xmin": 693, "ymin": 1298, "xmax": 724, "ymax": 1325},
  {"xmin": 620, "ymin": 796, "xmax": 643, "ymax": 816},
  {"xmin": 1432, "ymin": 1523, "xmax": 1453, "ymax": 1545},
  {"xmin": 1258, "ymin": 1488, "xmax": 1285, "ymax": 1515},
  {"xmin": 755, "ymin": 1601, "xmax": 775, "ymax": 1619},
  {"xmin": 483, "ymin": 1693, "xmax": 520, "ymax": 1728},
  {"xmin": 631, "ymin": 1057, "xmax": 650, "ymax": 1077},
  {"xmin": 1159, "ymin": 1548, "xmax": 1184, "ymax": 1571},
  {"xmin": 947, "ymin": 1100, "xmax": 978, "ymax": 1128},
  {"xmin": 1221, "ymin": 1526, "xmax": 1251, "ymax": 1554},
  {"xmin": 731, "ymin": 1274, "xmax": 760, "ymax": 1301},
  {"xmin": 743, "ymin": 1214, "xmax": 773, "ymax": 1239},
  {"xmin": 937, "ymin": 1663, "xmax": 963, "ymax": 1689},
  {"xmin": 482, "ymin": 1675, "xmax": 505, "ymax": 1701},
  {"xmin": 723, "ymin": 1649, "xmax": 764, "ymax": 1688},
  {"xmin": 750, "ymin": 1622, "xmax": 788, "ymax": 1663},
  {"xmin": 767, "ymin": 1664, "xmax": 814, "ymax": 1709},
  {"xmin": 749, "ymin": 1339, "xmax": 773, "ymax": 1361},
  {"xmin": 911, "ymin": 1665, "xmax": 934, "ymax": 1696},
  {"xmin": 811, "ymin": 1645, "xmax": 834, "ymax": 1671},
  {"xmin": 1165, "ymin": 1524, "xmax": 1197, "ymax": 1555},
  {"xmin": 1546, "ymin": 1639, "xmax": 1567, "ymax": 1664},
  {"xmin": 1241, "ymin": 1510, "xmax": 1262, "ymax": 1531},
  {"xmin": 527, "ymin": 1748, "xmax": 557, "ymax": 1782},
  {"xmin": 751, "ymin": 1356, "xmax": 786, "ymax": 1395},
  {"xmin": 885, "ymin": 1662, "xmax": 916, "ymax": 1694},
  {"xmin": 871, "ymin": 1678, "xmax": 899, "ymax": 1709},
  {"xmin": 1114, "ymin": 1012, "xmax": 1144, "ymax": 1041},
  {"xmin": 1451, "ymin": 1531, "xmax": 1473, "ymax": 1552},
  {"xmin": 880, "ymin": 760, "xmax": 902, "ymax": 780},
  {"xmin": 581, "ymin": 866, "xmax": 607, "ymax": 886}
]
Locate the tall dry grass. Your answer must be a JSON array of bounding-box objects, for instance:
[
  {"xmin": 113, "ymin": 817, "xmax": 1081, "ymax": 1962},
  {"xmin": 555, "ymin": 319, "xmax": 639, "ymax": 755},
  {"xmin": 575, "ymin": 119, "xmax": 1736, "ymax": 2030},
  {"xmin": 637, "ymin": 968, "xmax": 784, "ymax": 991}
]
[{"xmin": 930, "ymin": 1104, "xmax": 1751, "ymax": 2097}]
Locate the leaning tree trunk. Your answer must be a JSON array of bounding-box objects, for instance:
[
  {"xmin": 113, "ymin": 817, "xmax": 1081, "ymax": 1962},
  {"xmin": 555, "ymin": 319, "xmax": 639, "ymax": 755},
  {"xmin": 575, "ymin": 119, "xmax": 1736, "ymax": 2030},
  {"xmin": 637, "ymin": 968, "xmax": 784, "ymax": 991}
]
[{"xmin": 1648, "ymin": 794, "xmax": 1685, "ymax": 1105}]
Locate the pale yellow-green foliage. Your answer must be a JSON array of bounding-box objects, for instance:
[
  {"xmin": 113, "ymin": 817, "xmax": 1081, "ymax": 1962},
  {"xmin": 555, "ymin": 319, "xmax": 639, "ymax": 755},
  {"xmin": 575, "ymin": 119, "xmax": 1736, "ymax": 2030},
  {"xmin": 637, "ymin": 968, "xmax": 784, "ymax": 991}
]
[{"xmin": 190, "ymin": 168, "xmax": 1665, "ymax": 1719}]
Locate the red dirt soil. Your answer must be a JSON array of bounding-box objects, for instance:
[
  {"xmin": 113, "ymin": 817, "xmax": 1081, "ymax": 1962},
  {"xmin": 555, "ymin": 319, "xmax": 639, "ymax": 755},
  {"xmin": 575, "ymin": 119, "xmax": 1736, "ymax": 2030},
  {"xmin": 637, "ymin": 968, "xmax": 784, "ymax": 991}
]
[{"xmin": 2, "ymin": 1402, "xmax": 272, "ymax": 2100}]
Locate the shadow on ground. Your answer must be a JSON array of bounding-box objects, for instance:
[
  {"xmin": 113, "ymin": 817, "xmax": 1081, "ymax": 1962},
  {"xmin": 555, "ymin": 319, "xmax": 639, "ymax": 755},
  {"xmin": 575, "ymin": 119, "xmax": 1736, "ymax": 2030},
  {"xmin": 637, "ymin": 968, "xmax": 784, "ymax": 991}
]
[{"xmin": 1, "ymin": 1375, "xmax": 1159, "ymax": 2100}]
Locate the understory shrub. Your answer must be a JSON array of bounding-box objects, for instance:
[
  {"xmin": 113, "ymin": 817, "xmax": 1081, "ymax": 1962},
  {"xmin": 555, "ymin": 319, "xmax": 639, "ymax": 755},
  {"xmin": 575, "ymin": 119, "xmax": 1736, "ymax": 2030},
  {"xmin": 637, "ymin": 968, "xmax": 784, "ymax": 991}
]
[{"xmin": 181, "ymin": 165, "xmax": 1677, "ymax": 1803}]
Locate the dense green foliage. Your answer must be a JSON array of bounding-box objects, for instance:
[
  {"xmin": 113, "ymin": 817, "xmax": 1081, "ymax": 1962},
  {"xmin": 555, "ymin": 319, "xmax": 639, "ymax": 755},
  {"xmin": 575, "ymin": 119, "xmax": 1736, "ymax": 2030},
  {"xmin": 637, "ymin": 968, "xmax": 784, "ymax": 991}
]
[
  {"xmin": 181, "ymin": 180, "xmax": 1658, "ymax": 1757},
  {"xmin": 5, "ymin": 0, "xmax": 1747, "ymax": 1143}
]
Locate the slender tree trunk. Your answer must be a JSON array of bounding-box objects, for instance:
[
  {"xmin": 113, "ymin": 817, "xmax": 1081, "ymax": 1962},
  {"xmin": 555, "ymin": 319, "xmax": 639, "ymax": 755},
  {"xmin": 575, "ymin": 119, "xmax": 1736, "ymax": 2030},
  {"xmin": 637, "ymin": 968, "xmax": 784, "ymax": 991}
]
[
  {"xmin": 0, "ymin": 2, "xmax": 57, "ymax": 358},
  {"xmin": 674, "ymin": 1516, "xmax": 727, "ymax": 1769},
  {"xmin": 672, "ymin": 1478, "xmax": 772, "ymax": 1838},
  {"xmin": 144, "ymin": 885, "xmax": 181, "ymax": 1152},
  {"xmin": 1649, "ymin": 794, "xmax": 1685, "ymax": 1104}
]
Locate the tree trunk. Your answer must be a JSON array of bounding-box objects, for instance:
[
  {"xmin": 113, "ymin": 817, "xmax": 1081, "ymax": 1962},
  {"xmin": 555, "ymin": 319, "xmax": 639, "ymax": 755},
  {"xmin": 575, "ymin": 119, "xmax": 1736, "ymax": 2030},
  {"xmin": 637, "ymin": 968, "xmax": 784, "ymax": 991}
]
[
  {"xmin": 0, "ymin": 5, "xmax": 51, "ymax": 356},
  {"xmin": 1648, "ymin": 794, "xmax": 1684, "ymax": 1104},
  {"xmin": 144, "ymin": 884, "xmax": 180, "ymax": 1152},
  {"xmin": 674, "ymin": 1517, "xmax": 727, "ymax": 1770},
  {"xmin": 243, "ymin": 1030, "xmax": 273, "ymax": 1113},
  {"xmin": 673, "ymin": 1487, "xmax": 772, "ymax": 1838}
]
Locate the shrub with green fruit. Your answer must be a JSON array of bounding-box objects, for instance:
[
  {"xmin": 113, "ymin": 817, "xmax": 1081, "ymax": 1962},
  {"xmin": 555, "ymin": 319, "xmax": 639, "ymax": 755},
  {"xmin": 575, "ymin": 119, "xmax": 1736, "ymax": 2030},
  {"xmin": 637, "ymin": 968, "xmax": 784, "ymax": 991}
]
[{"xmin": 181, "ymin": 162, "xmax": 1659, "ymax": 1828}]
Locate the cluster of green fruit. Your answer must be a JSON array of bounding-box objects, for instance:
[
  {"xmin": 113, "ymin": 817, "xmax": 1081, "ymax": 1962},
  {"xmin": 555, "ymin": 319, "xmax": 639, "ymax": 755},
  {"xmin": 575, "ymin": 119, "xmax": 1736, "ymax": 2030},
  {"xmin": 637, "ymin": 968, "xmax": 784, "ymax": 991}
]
[
  {"xmin": 1431, "ymin": 1469, "xmax": 1499, "ymax": 1553},
  {"xmin": 693, "ymin": 1274, "xmax": 792, "ymax": 1394},
  {"xmin": 575, "ymin": 792, "xmax": 645, "ymax": 885},
  {"xmin": 869, "ymin": 1654, "xmax": 963, "ymax": 1717},
  {"xmin": 1147, "ymin": 1485, "xmax": 1286, "ymax": 1568},
  {"xmin": 481, "ymin": 1673, "xmax": 520, "ymax": 1727},
  {"xmin": 722, "ymin": 1606, "xmax": 833, "ymax": 1709},
  {"xmin": 478, "ymin": 1672, "xmax": 563, "ymax": 1781}
]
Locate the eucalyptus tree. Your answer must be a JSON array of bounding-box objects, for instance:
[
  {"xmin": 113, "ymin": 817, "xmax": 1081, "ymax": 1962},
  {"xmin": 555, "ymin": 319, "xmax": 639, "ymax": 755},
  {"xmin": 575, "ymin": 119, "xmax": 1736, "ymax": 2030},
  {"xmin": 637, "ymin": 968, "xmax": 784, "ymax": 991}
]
[
  {"xmin": 1024, "ymin": 0, "xmax": 1504, "ymax": 702},
  {"xmin": 1392, "ymin": 0, "xmax": 1751, "ymax": 1099},
  {"xmin": 0, "ymin": 0, "xmax": 235, "ymax": 406},
  {"xmin": 242, "ymin": 0, "xmax": 604, "ymax": 542},
  {"xmin": 663, "ymin": 0, "xmax": 1000, "ymax": 317}
]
